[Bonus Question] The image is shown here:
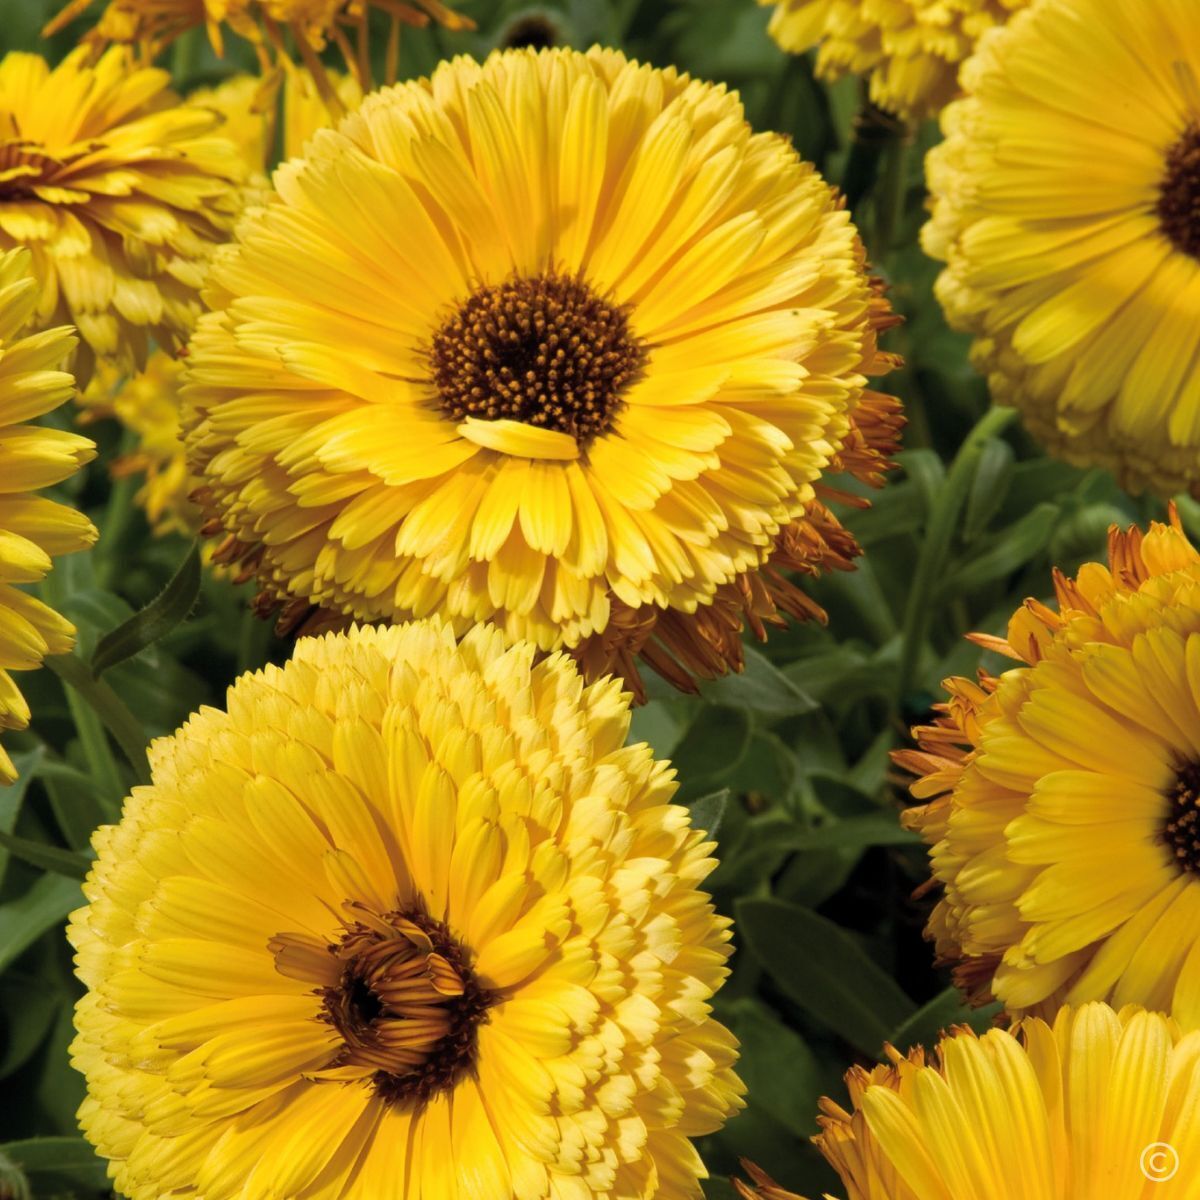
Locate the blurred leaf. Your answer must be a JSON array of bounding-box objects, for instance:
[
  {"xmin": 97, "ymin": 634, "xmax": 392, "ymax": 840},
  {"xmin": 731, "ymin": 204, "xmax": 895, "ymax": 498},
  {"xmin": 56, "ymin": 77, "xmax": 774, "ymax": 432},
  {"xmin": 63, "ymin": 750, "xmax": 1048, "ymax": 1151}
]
[
  {"xmin": 0, "ymin": 974, "xmax": 59, "ymax": 1079},
  {"xmin": 92, "ymin": 542, "xmax": 201, "ymax": 678},
  {"xmin": 887, "ymin": 987, "xmax": 1004, "ymax": 1052},
  {"xmin": 700, "ymin": 648, "xmax": 817, "ymax": 718},
  {"xmin": 689, "ymin": 789, "xmax": 729, "ymax": 840},
  {"xmin": 761, "ymin": 815, "xmax": 917, "ymax": 853},
  {"xmin": 0, "ymin": 876, "xmax": 81, "ymax": 972},
  {"xmin": 0, "ymin": 750, "xmax": 43, "ymax": 888},
  {"xmin": 629, "ymin": 699, "xmax": 688, "ymax": 758},
  {"xmin": 672, "ymin": 706, "xmax": 751, "ymax": 783},
  {"xmin": 0, "ymin": 1137, "xmax": 108, "ymax": 1193},
  {"xmin": 0, "ymin": 833, "xmax": 90, "ymax": 881},
  {"xmin": 738, "ymin": 898, "xmax": 916, "ymax": 1054},
  {"xmin": 40, "ymin": 761, "xmax": 110, "ymax": 849},
  {"xmin": 725, "ymin": 1000, "xmax": 825, "ymax": 1137},
  {"xmin": 938, "ymin": 502, "xmax": 1060, "ymax": 598},
  {"xmin": 701, "ymin": 1178, "xmax": 739, "ymax": 1200},
  {"xmin": 962, "ymin": 438, "xmax": 1015, "ymax": 541}
]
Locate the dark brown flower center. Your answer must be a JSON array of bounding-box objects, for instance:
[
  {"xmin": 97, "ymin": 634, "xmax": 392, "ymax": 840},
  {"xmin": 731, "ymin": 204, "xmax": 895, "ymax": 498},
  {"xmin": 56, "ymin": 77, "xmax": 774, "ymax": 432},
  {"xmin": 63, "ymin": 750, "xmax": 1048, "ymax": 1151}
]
[
  {"xmin": 1159, "ymin": 122, "xmax": 1200, "ymax": 258},
  {"xmin": 310, "ymin": 907, "xmax": 493, "ymax": 1108},
  {"xmin": 1164, "ymin": 761, "xmax": 1200, "ymax": 874},
  {"xmin": 429, "ymin": 271, "xmax": 646, "ymax": 445}
]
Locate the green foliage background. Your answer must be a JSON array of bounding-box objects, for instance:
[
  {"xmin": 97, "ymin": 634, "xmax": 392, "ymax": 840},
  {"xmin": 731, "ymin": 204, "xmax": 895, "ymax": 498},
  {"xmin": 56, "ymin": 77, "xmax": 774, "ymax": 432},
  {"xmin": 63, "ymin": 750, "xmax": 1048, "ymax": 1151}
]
[{"xmin": 0, "ymin": 0, "xmax": 1190, "ymax": 1196}]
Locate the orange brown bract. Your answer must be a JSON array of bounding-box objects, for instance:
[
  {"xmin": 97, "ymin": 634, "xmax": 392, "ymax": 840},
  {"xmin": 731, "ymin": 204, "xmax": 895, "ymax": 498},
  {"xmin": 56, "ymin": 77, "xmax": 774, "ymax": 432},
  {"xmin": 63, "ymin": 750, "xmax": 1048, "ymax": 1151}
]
[
  {"xmin": 896, "ymin": 512, "xmax": 1200, "ymax": 1024},
  {"xmin": 737, "ymin": 1004, "xmax": 1200, "ymax": 1200},
  {"xmin": 0, "ymin": 47, "xmax": 246, "ymax": 385},
  {"xmin": 181, "ymin": 45, "xmax": 902, "ymax": 701},
  {"xmin": 68, "ymin": 620, "xmax": 744, "ymax": 1199}
]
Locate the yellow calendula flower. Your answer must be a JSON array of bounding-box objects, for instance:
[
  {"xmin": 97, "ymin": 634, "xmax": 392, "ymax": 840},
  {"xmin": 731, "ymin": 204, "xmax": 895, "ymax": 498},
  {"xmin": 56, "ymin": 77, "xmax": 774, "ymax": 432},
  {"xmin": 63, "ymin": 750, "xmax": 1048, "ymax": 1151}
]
[
  {"xmin": 0, "ymin": 47, "xmax": 246, "ymax": 385},
  {"xmin": 182, "ymin": 46, "xmax": 902, "ymax": 698},
  {"xmin": 896, "ymin": 513, "xmax": 1200, "ymax": 1023},
  {"xmin": 78, "ymin": 352, "xmax": 198, "ymax": 538},
  {"xmin": 47, "ymin": 0, "xmax": 473, "ymax": 83},
  {"xmin": 69, "ymin": 619, "xmax": 744, "ymax": 1199},
  {"xmin": 737, "ymin": 1003, "xmax": 1200, "ymax": 1200},
  {"xmin": 758, "ymin": 0, "xmax": 1029, "ymax": 122},
  {"xmin": 0, "ymin": 248, "xmax": 97, "ymax": 784},
  {"xmin": 925, "ymin": 0, "xmax": 1200, "ymax": 497}
]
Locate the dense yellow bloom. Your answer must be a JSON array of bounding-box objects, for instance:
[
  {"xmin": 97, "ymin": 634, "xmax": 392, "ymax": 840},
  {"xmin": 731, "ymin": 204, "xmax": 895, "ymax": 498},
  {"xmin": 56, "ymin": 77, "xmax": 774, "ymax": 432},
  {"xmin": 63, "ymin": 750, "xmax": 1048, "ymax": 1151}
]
[
  {"xmin": 0, "ymin": 249, "xmax": 96, "ymax": 784},
  {"xmin": 183, "ymin": 46, "xmax": 901, "ymax": 697},
  {"xmin": 924, "ymin": 0, "xmax": 1200, "ymax": 496},
  {"xmin": 69, "ymin": 619, "xmax": 743, "ymax": 1199},
  {"xmin": 896, "ymin": 514, "xmax": 1200, "ymax": 1023},
  {"xmin": 47, "ymin": 0, "xmax": 472, "ymax": 81},
  {"xmin": 79, "ymin": 352, "xmax": 198, "ymax": 538},
  {"xmin": 738, "ymin": 1004, "xmax": 1200, "ymax": 1200},
  {"xmin": 0, "ymin": 47, "xmax": 245, "ymax": 385},
  {"xmin": 757, "ymin": 0, "xmax": 1028, "ymax": 122}
]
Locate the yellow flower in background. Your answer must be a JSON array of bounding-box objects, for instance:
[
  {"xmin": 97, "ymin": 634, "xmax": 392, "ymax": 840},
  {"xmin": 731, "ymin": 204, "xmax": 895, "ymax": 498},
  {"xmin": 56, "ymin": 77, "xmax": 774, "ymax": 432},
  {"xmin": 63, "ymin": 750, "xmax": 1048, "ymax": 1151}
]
[
  {"xmin": 896, "ymin": 514, "xmax": 1200, "ymax": 1024},
  {"xmin": 69, "ymin": 619, "xmax": 743, "ymax": 1199},
  {"xmin": 925, "ymin": 0, "xmax": 1200, "ymax": 497},
  {"xmin": 0, "ymin": 248, "xmax": 97, "ymax": 784},
  {"xmin": 0, "ymin": 47, "xmax": 246, "ymax": 385},
  {"xmin": 758, "ymin": 0, "xmax": 1029, "ymax": 122},
  {"xmin": 78, "ymin": 353, "xmax": 198, "ymax": 538},
  {"xmin": 183, "ymin": 46, "xmax": 901, "ymax": 699},
  {"xmin": 186, "ymin": 68, "xmax": 364, "ymax": 173},
  {"xmin": 737, "ymin": 1004, "xmax": 1200, "ymax": 1200},
  {"xmin": 47, "ymin": 0, "xmax": 473, "ymax": 85}
]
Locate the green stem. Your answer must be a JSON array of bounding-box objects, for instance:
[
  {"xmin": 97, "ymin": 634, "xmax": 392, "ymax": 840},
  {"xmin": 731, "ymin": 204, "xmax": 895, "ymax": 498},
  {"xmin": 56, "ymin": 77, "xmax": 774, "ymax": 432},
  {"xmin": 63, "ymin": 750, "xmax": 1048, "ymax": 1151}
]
[
  {"xmin": 46, "ymin": 655, "xmax": 151, "ymax": 790},
  {"xmin": 892, "ymin": 406, "xmax": 1018, "ymax": 723},
  {"xmin": 171, "ymin": 27, "xmax": 200, "ymax": 83},
  {"xmin": 871, "ymin": 136, "xmax": 909, "ymax": 263}
]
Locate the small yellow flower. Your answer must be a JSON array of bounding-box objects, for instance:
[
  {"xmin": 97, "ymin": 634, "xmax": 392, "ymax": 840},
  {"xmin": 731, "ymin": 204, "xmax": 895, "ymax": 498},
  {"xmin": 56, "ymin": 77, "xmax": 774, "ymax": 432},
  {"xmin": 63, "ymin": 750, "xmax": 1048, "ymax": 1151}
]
[
  {"xmin": 897, "ymin": 513, "xmax": 1200, "ymax": 1024},
  {"xmin": 182, "ymin": 46, "xmax": 901, "ymax": 698},
  {"xmin": 0, "ymin": 47, "xmax": 246, "ymax": 384},
  {"xmin": 924, "ymin": 0, "xmax": 1200, "ymax": 496},
  {"xmin": 738, "ymin": 1004, "xmax": 1200, "ymax": 1200},
  {"xmin": 0, "ymin": 248, "xmax": 96, "ymax": 784},
  {"xmin": 78, "ymin": 353, "xmax": 198, "ymax": 538},
  {"xmin": 47, "ymin": 0, "xmax": 473, "ymax": 86},
  {"xmin": 69, "ymin": 619, "xmax": 743, "ymax": 1199},
  {"xmin": 758, "ymin": 0, "xmax": 1029, "ymax": 122}
]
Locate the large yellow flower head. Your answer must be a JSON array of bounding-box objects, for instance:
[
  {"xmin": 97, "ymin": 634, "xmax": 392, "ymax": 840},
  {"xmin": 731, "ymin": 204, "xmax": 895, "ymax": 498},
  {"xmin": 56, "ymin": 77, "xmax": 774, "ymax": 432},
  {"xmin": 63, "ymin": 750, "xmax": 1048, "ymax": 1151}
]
[
  {"xmin": 182, "ymin": 46, "xmax": 901, "ymax": 697},
  {"xmin": 896, "ymin": 514, "xmax": 1200, "ymax": 1024},
  {"xmin": 757, "ymin": 0, "xmax": 1029, "ymax": 122},
  {"xmin": 69, "ymin": 619, "xmax": 744, "ymax": 1199},
  {"xmin": 0, "ymin": 47, "xmax": 246, "ymax": 385},
  {"xmin": 0, "ymin": 248, "xmax": 96, "ymax": 784},
  {"xmin": 738, "ymin": 1003, "xmax": 1200, "ymax": 1200},
  {"xmin": 924, "ymin": 0, "xmax": 1200, "ymax": 497}
]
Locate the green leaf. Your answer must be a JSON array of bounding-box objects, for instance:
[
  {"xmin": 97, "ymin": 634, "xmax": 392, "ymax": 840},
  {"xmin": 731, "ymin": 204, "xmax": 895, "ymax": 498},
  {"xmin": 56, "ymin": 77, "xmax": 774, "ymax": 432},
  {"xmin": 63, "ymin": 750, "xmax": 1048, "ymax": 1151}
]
[
  {"xmin": 0, "ymin": 831, "xmax": 91, "ymax": 881},
  {"xmin": 762, "ymin": 814, "xmax": 918, "ymax": 853},
  {"xmin": 0, "ymin": 1137, "xmax": 109, "ymax": 1193},
  {"xmin": 887, "ymin": 987, "xmax": 1005, "ymax": 1052},
  {"xmin": 40, "ymin": 760, "xmax": 111, "ymax": 848},
  {"xmin": 92, "ymin": 541, "xmax": 201, "ymax": 678},
  {"xmin": 939, "ymin": 502, "xmax": 1060, "ymax": 597},
  {"xmin": 725, "ymin": 999, "xmax": 826, "ymax": 1136},
  {"xmin": 0, "ymin": 974, "xmax": 59, "ymax": 1078},
  {"xmin": 0, "ymin": 749, "xmax": 43, "ymax": 888},
  {"xmin": 0, "ymin": 875, "xmax": 81, "ymax": 972},
  {"xmin": 688, "ymin": 789, "xmax": 729, "ymax": 839},
  {"xmin": 962, "ymin": 437, "xmax": 1015, "ymax": 541},
  {"xmin": 629, "ymin": 699, "xmax": 689, "ymax": 758},
  {"xmin": 700, "ymin": 648, "xmax": 818, "ymax": 718},
  {"xmin": 672, "ymin": 706, "xmax": 751, "ymax": 783},
  {"xmin": 737, "ymin": 898, "xmax": 916, "ymax": 1054}
]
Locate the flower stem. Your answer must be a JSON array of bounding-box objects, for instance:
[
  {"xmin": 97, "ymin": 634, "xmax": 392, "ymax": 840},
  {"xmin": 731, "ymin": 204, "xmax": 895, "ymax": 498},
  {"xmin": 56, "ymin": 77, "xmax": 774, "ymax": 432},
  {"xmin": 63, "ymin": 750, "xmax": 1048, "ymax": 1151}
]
[
  {"xmin": 892, "ymin": 405, "xmax": 1018, "ymax": 724},
  {"xmin": 46, "ymin": 654, "xmax": 151, "ymax": 791}
]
